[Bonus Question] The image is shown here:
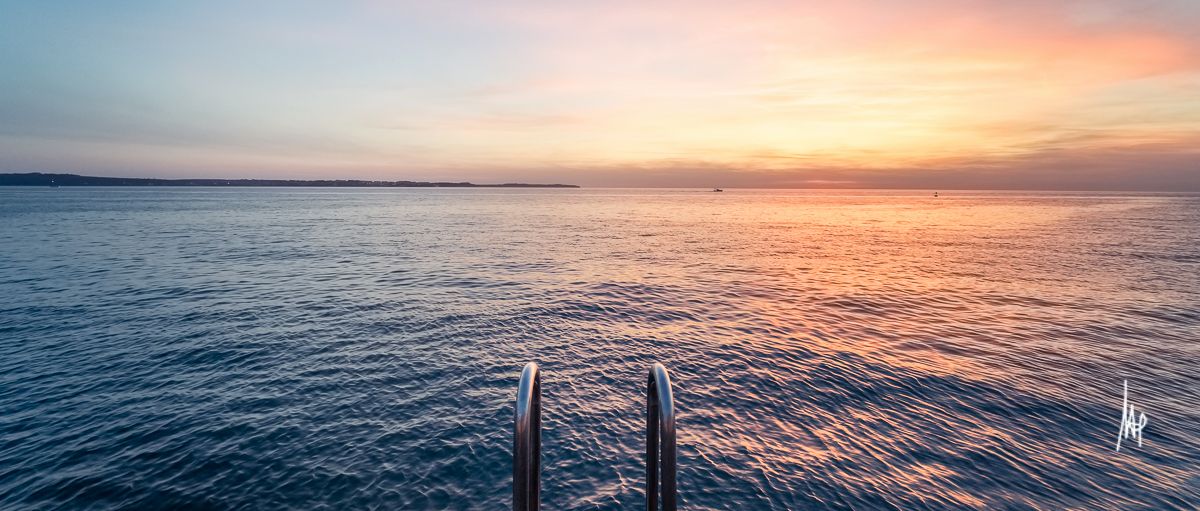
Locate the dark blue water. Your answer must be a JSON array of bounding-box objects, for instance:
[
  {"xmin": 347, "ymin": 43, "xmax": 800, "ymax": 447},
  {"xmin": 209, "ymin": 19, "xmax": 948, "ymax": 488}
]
[{"xmin": 1, "ymin": 188, "xmax": 1197, "ymax": 510}]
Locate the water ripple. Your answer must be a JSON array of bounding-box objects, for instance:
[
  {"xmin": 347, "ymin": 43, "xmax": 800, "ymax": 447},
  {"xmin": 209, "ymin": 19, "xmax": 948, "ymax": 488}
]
[{"xmin": 0, "ymin": 188, "xmax": 1197, "ymax": 509}]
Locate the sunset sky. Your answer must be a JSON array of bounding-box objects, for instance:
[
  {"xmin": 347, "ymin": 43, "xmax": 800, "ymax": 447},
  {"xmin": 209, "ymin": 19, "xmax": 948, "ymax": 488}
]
[{"xmin": 2, "ymin": 0, "xmax": 1198, "ymax": 189}]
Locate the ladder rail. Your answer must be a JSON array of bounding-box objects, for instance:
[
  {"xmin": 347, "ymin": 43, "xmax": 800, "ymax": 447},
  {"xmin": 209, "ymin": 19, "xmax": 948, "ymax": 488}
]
[
  {"xmin": 646, "ymin": 362, "xmax": 677, "ymax": 511},
  {"xmin": 513, "ymin": 362, "xmax": 541, "ymax": 511}
]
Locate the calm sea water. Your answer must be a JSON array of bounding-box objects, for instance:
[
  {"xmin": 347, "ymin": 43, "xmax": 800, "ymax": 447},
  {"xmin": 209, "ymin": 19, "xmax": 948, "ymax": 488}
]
[{"xmin": 1, "ymin": 188, "xmax": 1197, "ymax": 510}]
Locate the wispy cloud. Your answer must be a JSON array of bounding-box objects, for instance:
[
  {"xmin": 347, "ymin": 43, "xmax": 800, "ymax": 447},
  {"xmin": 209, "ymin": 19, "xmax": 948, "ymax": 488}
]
[{"xmin": 1, "ymin": 0, "xmax": 1198, "ymax": 188}]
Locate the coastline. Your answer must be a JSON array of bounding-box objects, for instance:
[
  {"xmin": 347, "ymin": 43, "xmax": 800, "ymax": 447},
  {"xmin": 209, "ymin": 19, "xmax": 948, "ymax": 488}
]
[{"xmin": 0, "ymin": 173, "xmax": 580, "ymax": 188}]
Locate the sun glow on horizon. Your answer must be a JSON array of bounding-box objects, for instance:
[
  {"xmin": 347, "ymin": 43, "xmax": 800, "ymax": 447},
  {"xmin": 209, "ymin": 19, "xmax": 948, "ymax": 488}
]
[{"xmin": 1, "ymin": 0, "xmax": 1198, "ymax": 188}]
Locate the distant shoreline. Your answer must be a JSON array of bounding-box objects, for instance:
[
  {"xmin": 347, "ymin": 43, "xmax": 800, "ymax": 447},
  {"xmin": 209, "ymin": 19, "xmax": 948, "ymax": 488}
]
[{"xmin": 0, "ymin": 173, "xmax": 580, "ymax": 188}]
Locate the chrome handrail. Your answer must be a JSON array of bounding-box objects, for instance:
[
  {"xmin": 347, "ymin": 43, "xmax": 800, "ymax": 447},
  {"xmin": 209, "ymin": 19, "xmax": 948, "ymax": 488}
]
[
  {"xmin": 646, "ymin": 363, "xmax": 677, "ymax": 511},
  {"xmin": 513, "ymin": 362, "xmax": 541, "ymax": 511}
]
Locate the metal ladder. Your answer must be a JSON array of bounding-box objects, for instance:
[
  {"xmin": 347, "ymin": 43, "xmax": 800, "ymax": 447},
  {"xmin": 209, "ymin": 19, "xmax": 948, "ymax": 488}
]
[{"xmin": 512, "ymin": 362, "xmax": 677, "ymax": 511}]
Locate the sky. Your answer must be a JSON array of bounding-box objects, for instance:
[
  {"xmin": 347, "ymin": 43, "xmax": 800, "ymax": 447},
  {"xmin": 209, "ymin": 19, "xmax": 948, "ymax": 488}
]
[{"xmin": 1, "ymin": 0, "xmax": 1198, "ymax": 189}]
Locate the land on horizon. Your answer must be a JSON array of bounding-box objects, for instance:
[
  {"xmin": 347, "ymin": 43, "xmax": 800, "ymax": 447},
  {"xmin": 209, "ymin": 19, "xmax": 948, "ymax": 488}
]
[{"xmin": 0, "ymin": 173, "xmax": 580, "ymax": 188}]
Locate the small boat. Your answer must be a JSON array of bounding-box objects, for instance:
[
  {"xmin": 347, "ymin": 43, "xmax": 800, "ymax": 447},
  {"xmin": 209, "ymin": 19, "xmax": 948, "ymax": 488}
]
[{"xmin": 712, "ymin": 188, "xmax": 723, "ymax": 192}]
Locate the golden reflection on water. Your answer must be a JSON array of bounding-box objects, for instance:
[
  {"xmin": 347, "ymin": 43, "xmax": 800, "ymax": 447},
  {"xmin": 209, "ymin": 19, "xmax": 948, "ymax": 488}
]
[{"xmin": 601, "ymin": 190, "xmax": 1198, "ymax": 509}]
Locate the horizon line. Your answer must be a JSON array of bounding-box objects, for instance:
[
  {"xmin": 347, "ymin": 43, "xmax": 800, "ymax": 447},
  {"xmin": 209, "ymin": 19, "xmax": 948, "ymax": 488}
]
[{"xmin": 3, "ymin": 172, "xmax": 1198, "ymax": 193}]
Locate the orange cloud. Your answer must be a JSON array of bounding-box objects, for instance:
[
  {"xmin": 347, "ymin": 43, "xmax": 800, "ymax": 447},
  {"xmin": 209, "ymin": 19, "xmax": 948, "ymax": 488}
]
[{"xmin": 5, "ymin": 0, "xmax": 1198, "ymax": 187}]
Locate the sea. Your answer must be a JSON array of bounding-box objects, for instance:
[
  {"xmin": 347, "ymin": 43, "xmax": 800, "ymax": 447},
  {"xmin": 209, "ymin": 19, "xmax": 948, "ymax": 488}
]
[{"xmin": 1, "ymin": 187, "xmax": 1197, "ymax": 510}]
